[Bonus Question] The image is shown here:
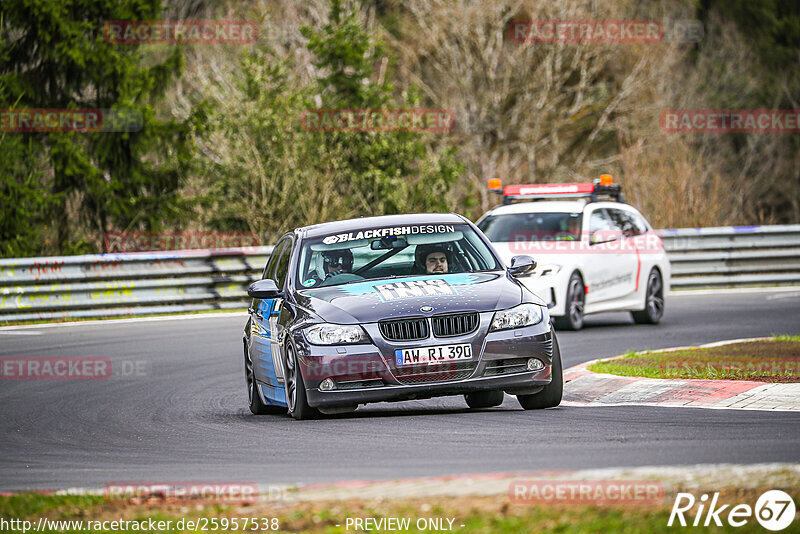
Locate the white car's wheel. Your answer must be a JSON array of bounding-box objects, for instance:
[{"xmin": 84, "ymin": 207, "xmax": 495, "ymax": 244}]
[
  {"xmin": 631, "ymin": 269, "xmax": 664, "ymax": 324},
  {"xmin": 555, "ymin": 272, "xmax": 585, "ymax": 331}
]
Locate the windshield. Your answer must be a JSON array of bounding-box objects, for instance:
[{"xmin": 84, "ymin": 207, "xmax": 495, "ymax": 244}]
[
  {"xmin": 296, "ymin": 223, "xmax": 501, "ymax": 289},
  {"xmin": 478, "ymin": 212, "xmax": 582, "ymax": 242}
]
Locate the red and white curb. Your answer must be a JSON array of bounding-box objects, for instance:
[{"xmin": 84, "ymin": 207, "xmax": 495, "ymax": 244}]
[{"xmin": 563, "ymin": 338, "xmax": 800, "ymax": 411}]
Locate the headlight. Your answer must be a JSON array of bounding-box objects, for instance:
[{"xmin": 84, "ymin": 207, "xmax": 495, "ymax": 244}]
[
  {"xmin": 303, "ymin": 323, "xmax": 368, "ymax": 345},
  {"xmin": 490, "ymin": 303, "xmax": 544, "ymax": 331}
]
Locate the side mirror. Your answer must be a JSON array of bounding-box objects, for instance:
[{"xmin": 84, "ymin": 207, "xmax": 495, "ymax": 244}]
[
  {"xmin": 247, "ymin": 279, "xmax": 281, "ymax": 299},
  {"xmin": 508, "ymin": 255, "xmax": 537, "ymax": 277}
]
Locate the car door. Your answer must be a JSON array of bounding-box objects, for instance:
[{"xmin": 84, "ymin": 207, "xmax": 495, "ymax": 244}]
[
  {"xmin": 582, "ymin": 207, "xmax": 638, "ymax": 304},
  {"xmin": 615, "ymin": 207, "xmax": 659, "ymax": 293},
  {"xmin": 248, "ymin": 236, "xmax": 292, "ymax": 404}
]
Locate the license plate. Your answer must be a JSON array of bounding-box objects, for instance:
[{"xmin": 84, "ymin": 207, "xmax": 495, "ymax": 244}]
[{"xmin": 394, "ymin": 344, "xmax": 473, "ymax": 366}]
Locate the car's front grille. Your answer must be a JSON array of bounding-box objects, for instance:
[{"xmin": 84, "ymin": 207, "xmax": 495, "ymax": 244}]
[
  {"xmin": 393, "ymin": 361, "xmax": 476, "ymax": 385},
  {"xmin": 379, "ymin": 317, "xmax": 428, "ymax": 341},
  {"xmin": 431, "ymin": 312, "xmax": 479, "ymax": 337},
  {"xmin": 484, "ymin": 358, "xmax": 529, "ymax": 376}
]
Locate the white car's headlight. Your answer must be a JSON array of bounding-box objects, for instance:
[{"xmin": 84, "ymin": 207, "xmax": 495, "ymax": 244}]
[
  {"xmin": 304, "ymin": 323, "xmax": 368, "ymax": 345},
  {"xmin": 490, "ymin": 303, "xmax": 544, "ymax": 331}
]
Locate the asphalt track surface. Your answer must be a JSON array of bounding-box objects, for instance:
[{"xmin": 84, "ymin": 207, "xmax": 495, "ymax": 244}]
[{"xmin": 1, "ymin": 289, "xmax": 799, "ymax": 491}]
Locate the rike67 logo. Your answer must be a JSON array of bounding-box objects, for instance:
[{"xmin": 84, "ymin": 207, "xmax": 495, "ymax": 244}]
[{"xmin": 669, "ymin": 490, "xmax": 796, "ymax": 531}]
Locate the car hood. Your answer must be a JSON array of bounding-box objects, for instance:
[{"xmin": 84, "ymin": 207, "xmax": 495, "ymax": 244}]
[{"xmin": 295, "ymin": 272, "xmax": 533, "ymax": 324}]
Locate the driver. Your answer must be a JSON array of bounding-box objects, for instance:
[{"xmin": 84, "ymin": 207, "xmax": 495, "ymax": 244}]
[
  {"xmin": 322, "ymin": 249, "xmax": 354, "ymax": 280},
  {"xmin": 556, "ymin": 215, "xmax": 581, "ymax": 241},
  {"xmin": 415, "ymin": 244, "xmax": 452, "ymax": 274}
]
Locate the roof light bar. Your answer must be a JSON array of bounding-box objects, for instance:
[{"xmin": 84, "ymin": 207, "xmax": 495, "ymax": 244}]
[{"xmin": 488, "ymin": 175, "xmax": 624, "ymax": 204}]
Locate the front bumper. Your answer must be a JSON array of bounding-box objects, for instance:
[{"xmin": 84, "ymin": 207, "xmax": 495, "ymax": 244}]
[
  {"xmin": 293, "ymin": 317, "xmax": 554, "ymax": 408},
  {"xmin": 305, "ymin": 369, "xmax": 551, "ymax": 407}
]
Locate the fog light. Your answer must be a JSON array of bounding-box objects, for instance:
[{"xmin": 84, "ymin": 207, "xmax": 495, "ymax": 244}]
[
  {"xmin": 527, "ymin": 358, "xmax": 544, "ymax": 371},
  {"xmin": 319, "ymin": 378, "xmax": 336, "ymax": 391}
]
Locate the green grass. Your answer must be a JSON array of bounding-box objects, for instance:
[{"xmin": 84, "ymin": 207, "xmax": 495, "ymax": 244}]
[
  {"xmin": 588, "ymin": 336, "xmax": 800, "ymax": 381},
  {"xmin": 0, "ymin": 493, "xmax": 104, "ymax": 519}
]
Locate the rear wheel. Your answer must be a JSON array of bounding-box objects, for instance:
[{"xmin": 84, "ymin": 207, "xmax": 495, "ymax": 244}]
[
  {"xmin": 465, "ymin": 390, "xmax": 504, "ymax": 409},
  {"xmin": 631, "ymin": 269, "xmax": 664, "ymax": 324},
  {"xmin": 517, "ymin": 331, "xmax": 563, "ymax": 410},
  {"xmin": 554, "ymin": 272, "xmax": 585, "ymax": 331},
  {"xmin": 285, "ymin": 343, "xmax": 319, "ymax": 420}
]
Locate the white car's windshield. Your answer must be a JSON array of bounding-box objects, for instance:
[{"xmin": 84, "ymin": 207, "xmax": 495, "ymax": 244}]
[
  {"xmin": 478, "ymin": 212, "xmax": 582, "ymax": 242},
  {"xmin": 296, "ymin": 223, "xmax": 501, "ymax": 289}
]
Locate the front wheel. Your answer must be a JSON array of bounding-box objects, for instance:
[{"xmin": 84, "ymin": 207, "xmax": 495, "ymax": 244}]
[
  {"xmin": 465, "ymin": 390, "xmax": 504, "ymax": 409},
  {"xmin": 285, "ymin": 343, "xmax": 319, "ymax": 420},
  {"xmin": 631, "ymin": 269, "xmax": 664, "ymax": 324},
  {"xmin": 554, "ymin": 272, "xmax": 585, "ymax": 331},
  {"xmin": 517, "ymin": 331, "xmax": 563, "ymax": 410}
]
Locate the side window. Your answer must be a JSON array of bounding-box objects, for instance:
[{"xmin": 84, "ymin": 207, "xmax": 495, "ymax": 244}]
[
  {"xmin": 589, "ymin": 209, "xmax": 615, "ymax": 233},
  {"xmin": 608, "ymin": 209, "xmax": 641, "ymax": 238},
  {"xmin": 631, "ymin": 212, "xmax": 650, "ymax": 233},
  {"xmin": 588, "ymin": 209, "xmax": 619, "ymax": 244},
  {"xmin": 263, "ymin": 240, "xmax": 286, "ymax": 280},
  {"xmin": 273, "ymin": 240, "xmax": 292, "ymax": 290}
]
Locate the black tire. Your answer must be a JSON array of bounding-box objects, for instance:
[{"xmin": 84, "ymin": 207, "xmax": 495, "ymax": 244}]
[
  {"xmin": 244, "ymin": 341, "xmax": 283, "ymax": 415},
  {"xmin": 285, "ymin": 343, "xmax": 319, "ymax": 420},
  {"xmin": 464, "ymin": 390, "xmax": 505, "ymax": 409},
  {"xmin": 554, "ymin": 272, "xmax": 585, "ymax": 331},
  {"xmin": 517, "ymin": 331, "xmax": 563, "ymax": 409},
  {"xmin": 631, "ymin": 269, "xmax": 664, "ymax": 324}
]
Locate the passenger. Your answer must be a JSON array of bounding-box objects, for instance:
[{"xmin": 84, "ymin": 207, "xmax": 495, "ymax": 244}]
[{"xmin": 415, "ymin": 244, "xmax": 452, "ymax": 274}]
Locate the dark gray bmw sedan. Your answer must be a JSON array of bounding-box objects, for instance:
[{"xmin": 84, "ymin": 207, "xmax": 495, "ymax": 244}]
[{"xmin": 244, "ymin": 213, "xmax": 562, "ymax": 419}]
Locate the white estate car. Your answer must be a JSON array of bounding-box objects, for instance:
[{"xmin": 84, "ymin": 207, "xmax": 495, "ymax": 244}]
[{"xmin": 476, "ymin": 177, "xmax": 670, "ymax": 330}]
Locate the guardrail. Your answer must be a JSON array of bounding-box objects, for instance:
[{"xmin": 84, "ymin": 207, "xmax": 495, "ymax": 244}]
[
  {"xmin": 660, "ymin": 224, "xmax": 800, "ymax": 289},
  {"xmin": 1, "ymin": 225, "xmax": 798, "ymax": 322},
  {"xmin": 0, "ymin": 247, "xmax": 272, "ymax": 323}
]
